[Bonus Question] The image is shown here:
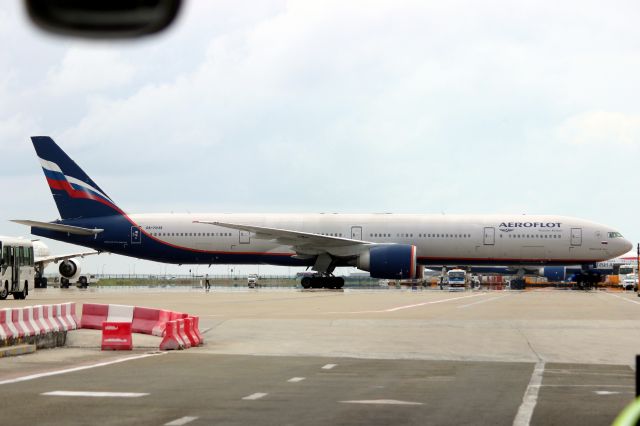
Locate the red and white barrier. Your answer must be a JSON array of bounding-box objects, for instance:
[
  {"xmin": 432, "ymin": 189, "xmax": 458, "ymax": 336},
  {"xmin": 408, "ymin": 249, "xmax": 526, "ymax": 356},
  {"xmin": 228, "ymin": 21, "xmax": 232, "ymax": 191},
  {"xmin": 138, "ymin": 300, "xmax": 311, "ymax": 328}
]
[
  {"xmin": 101, "ymin": 322, "xmax": 133, "ymax": 351},
  {"xmin": 159, "ymin": 320, "xmax": 184, "ymax": 350},
  {"xmin": 182, "ymin": 317, "xmax": 199, "ymax": 346},
  {"xmin": 191, "ymin": 316, "xmax": 204, "ymax": 344},
  {"xmin": 132, "ymin": 307, "xmax": 170, "ymax": 337},
  {"xmin": 0, "ymin": 309, "xmax": 12, "ymax": 340},
  {"xmin": 21, "ymin": 307, "xmax": 39, "ymax": 336},
  {"xmin": 0, "ymin": 304, "xmax": 78, "ymax": 342},
  {"xmin": 79, "ymin": 303, "xmax": 204, "ymax": 351},
  {"xmin": 42, "ymin": 305, "xmax": 60, "ymax": 332},
  {"xmin": 175, "ymin": 319, "xmax": 191, "ymax": 349},
  {"xmin": 33, "ymin": 305, "xmax": 51, "ymax": 334},
  {"xmin": 11, "ymin": 309, "xmax": 27, "ymax": 338},
  {"xmin": 80, "ymin": 303, "xmax": 108, "ymax": 329}
]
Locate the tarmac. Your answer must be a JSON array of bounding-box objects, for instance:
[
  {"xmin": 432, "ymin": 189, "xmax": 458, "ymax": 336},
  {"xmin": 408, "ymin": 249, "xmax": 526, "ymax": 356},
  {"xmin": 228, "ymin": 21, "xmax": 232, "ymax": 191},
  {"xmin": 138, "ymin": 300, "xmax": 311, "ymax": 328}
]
[{"xmin": 0, "ymin": 286, "xmax": 639, "ymax": 425}]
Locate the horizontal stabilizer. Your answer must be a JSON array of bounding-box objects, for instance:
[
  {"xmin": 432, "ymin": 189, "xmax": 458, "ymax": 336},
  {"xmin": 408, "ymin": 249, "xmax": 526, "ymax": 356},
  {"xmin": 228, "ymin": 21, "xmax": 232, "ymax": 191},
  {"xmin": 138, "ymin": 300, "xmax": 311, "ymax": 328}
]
[{"xmin": 11, "ymin": 220, "xmax": 103, "ymax": 236}]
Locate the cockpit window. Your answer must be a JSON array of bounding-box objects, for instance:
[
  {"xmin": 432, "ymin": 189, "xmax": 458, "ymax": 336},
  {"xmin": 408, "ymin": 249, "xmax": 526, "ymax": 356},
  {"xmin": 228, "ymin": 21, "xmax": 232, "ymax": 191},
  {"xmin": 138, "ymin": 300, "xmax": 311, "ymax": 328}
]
[{"xmin": 608, "ymin": 232, "xmax": 623, "ymax": 238}]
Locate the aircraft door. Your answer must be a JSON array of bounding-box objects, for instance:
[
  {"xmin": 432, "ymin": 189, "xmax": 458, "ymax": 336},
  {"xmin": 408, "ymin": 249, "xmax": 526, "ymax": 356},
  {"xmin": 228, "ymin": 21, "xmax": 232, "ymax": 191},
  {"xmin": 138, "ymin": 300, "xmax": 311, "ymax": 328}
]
[
  {"xmin": 239, "ymin": 230, "xmax": 251, "ymax": 244},
  {"xmin": 570, "ymin": 228, "xmax": 582, "ymax": 246},
  {"xmin": 131, "ymin": 226, "xmax": 142, "ymax": 245},
  {"xmin": 351, "ymin": 226, "xmax": 362, "ymax": 240},
  {"xmin": 483, "ymin": 227, "xmax": 495, "ymax": 245}
]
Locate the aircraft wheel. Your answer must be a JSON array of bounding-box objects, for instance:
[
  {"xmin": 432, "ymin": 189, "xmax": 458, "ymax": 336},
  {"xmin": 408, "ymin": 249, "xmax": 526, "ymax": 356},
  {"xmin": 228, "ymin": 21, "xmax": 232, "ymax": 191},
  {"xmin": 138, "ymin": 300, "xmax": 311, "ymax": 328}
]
[
  {"xmin": 0, "ymin": 283, "xmax": 8, "ymax": 300},
  {"xmin": 301, "ymin": 277, "xmax": 311, "ymax": 289},
  {"xmin": 78, "ymin": 276, "xmax": 88, "ymax": 288}
]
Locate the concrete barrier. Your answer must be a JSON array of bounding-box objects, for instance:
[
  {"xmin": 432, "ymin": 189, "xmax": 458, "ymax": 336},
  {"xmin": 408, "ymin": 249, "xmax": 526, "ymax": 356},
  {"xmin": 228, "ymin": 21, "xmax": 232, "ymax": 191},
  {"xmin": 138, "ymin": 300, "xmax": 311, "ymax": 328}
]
[
  {"xmin": 175, "ymin": 319, "xmax": 191, "ymax": 349},
  {"xmin": 132, "ymin": 307, "xmax": 170, "ymax": 337},
  {"xmin": 80, "ymin": 303, "xmax": 109, "ymax": 329},
  {"xmin": 159, "ymin": 320, "xmax": 184, "ymax": 350},
  {"xmin": 0, "ymin": 304, "xmax": 77, "ymax": 350},
  {"xmin": 191, "ymin": 316, "xmax": 204, "ymax": 344},
  {"xmin": 11, "ymin": 309, "xmax": 27, "ymax": 338},
  {"xmin": 183, "ymin": 317, "xmax": 199, "ymax": 346},
  {"xmin": 80, "ymin": 303, "xmax": 201, "ymax": 351}
]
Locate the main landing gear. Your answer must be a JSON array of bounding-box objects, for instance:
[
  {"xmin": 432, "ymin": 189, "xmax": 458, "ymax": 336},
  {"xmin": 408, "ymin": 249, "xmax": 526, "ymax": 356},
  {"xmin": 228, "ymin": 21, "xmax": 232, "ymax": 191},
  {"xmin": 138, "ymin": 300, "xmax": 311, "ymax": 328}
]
[{"xmin": 301, "ymin": 275, "xmax": 345, "ymax": 289}]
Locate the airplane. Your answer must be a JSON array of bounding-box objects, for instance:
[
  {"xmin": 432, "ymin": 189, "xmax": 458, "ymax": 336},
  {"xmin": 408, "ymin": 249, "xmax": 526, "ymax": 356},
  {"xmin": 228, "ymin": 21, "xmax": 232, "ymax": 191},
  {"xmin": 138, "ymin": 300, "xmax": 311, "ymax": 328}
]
[
  {"xmin": 0, "ymin": 235, "xmax": 96, "ymax": 299},
  {"xmin": 31, "ymin": 240, "xmax": 98, "ymax": 288},
  {"xmin": 13, "ymin": 136, "xmax": 633, "ymax": 289}
]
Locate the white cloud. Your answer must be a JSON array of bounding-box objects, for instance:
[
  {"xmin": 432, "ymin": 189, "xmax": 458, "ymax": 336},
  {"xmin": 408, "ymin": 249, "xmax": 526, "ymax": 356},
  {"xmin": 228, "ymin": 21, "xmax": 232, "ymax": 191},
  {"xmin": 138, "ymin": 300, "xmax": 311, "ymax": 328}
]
[
  {"xmin": 46, "ymin": 47, "xmax": 135, "ymax": 96},
  {"xmin": 556, "ymin": 111, "xmax": 640, "ymax": 146}
]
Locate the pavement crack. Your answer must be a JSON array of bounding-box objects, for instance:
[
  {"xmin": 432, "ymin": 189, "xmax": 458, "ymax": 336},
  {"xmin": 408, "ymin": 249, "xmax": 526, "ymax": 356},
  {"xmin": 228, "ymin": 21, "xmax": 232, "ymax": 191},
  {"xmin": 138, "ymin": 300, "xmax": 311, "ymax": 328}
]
[{"xmin": 515, "ymin": 326, "xmax": 544, "ymax": 363}]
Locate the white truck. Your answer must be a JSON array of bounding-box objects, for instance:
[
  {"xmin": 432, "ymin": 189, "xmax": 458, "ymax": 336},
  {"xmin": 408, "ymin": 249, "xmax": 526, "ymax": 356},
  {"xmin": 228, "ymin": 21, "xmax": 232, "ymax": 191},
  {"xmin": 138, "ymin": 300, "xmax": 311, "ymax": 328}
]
[
  {"xmin": 618, "ymin": 265, "xmax": 638, "ymax": 290},
  {"xmin": 247, "ymin": 274, "xmax": 259, "ymax": 288}
]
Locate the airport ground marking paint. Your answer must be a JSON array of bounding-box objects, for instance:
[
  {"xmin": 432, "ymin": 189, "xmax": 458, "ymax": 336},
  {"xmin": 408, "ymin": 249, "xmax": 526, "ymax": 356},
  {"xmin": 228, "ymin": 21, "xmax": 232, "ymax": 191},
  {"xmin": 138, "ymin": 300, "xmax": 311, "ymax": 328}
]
[
  {"xmin": 603, "ymin": 292, "xmax": 640, "ymax": 306},
  {"xmin": 322, "ymin": 364, "xmax": 337, "ymax": 370},
  {"xmin": 165, "ymin": 416, "xmax": 199, "ymax": 426},
  {"xmin": 458, "ymin": 294, "xmax": 511, "ymax": 309},
  {"xmin": 42, "ymin": 391, "xmax": 148, "ymax": 398},
  {"xmin": 242, "ymin": 392, "xmax": 268, "ymax": 400},
  {"xmin": 340, "ymin": 399, "xmax": 423, "ymax": 405},
  {"xmin": 513, "ymin": 361, "xmax": 545, "ymax": 426},
  {"xmin": 0, "ymin": 352, "xmax": 166, "ymax": 386},
  {"xmin": 326, "ymin": 292, "xmax": 487, "ymax": 314},
  {"xmin": 287, "ymin": 377, "xmax": 306, "ymax": 383}
]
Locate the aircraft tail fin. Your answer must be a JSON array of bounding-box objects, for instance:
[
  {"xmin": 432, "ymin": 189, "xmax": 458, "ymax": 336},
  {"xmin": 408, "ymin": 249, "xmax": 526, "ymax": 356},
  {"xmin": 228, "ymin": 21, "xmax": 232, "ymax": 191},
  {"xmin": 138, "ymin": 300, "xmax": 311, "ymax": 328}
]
[{"xmin": 30, "ymin": 136, "xmax": 124, "ymax": 220}]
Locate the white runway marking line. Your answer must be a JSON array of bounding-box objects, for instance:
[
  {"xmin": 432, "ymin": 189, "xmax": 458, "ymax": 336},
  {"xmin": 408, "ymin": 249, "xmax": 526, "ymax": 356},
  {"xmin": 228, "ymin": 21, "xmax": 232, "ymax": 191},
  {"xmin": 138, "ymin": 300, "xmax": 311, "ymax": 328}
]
[
  {"xmin": 165, "ymin": 416, "xmax": 199, "ymax": 426},
  {"xmin": 42, "ymin": 391, "xmax": 148, "ymax": 398},
  {"xmin": 513, "ymin": 361, "xmax": 545, "ymax": 426},
  {"xmin": 340, "ymin": 399, "xmax": 423, "ymax": 406},
  {"xmin": 242, "ymin": 392, "xmax": 268, "ymax": 400},
  {"xmin": 603, "ymin": 292, "xmax": 640, "ymax": 306},
  {"xmin": 458, "ymin": 294, "xmax": 510, "ymax": 309},
  {"xmin": 0, "ymin": 352, "xmax": 166, "ymax": 386},
  {"xmin": 287, "ymin": 377, "xmax": 306, "ymax": 383},
  {"xmin": 327, "ymin": 292, "xmax": 487, "ymax": 314},
  {"xmin": 322, "ymin": 364, "xmax": 337, "ymax": 370}
]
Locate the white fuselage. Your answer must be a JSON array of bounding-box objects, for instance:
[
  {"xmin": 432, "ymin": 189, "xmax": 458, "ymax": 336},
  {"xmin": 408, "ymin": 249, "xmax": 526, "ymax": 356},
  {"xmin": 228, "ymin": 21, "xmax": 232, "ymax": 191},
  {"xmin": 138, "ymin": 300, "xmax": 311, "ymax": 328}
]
[{"xmin": 126, "ymin": 213, "xmax": 631, "ymax": 267}]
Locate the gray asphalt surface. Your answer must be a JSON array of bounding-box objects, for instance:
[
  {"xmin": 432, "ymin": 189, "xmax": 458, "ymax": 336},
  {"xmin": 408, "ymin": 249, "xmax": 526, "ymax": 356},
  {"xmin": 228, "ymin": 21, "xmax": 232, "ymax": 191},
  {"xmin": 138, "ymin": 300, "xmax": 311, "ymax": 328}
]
[{"xmin": 0, "ymin": 287, "xmax": 637, "ymax": 425}]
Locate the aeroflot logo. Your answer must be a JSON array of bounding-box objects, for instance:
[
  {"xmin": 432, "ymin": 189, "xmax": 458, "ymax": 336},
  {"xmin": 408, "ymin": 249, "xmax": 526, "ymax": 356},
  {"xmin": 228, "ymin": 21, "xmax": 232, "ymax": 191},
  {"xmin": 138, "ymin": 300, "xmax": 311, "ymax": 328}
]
[{"xmin": 499, "ymin": 222, "xmax": 562, "ymax": 229}]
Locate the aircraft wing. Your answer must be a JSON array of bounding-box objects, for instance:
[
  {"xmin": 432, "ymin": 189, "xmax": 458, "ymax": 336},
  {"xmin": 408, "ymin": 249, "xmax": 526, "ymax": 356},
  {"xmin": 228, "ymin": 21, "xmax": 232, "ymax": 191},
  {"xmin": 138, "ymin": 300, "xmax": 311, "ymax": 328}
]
[
  {"xmin": 35, "ymin": 250, "xmax": 99, "ymax": 268},
  {"xmin": 12, "ymin": 220, "xmax": 103, "ymax": 236},
  {"xmin": 193, "ymin": 220, "xmax": 373, "ymax": 256}
]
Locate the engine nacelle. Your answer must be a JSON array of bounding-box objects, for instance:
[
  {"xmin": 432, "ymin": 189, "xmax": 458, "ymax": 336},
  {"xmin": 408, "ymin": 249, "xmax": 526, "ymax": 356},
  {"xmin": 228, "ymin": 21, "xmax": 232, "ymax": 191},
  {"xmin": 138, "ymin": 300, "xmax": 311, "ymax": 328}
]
[
  {"xmin": 59, "ymin": 259, "xmax": 81, "ymax": 281},
  {"xmin": 356, "ymin": 244, "xmax": 417, "ymax": 279},
  {"xmin": 543, "ymin": 266, "xmax": 567, "ymax": 281}
]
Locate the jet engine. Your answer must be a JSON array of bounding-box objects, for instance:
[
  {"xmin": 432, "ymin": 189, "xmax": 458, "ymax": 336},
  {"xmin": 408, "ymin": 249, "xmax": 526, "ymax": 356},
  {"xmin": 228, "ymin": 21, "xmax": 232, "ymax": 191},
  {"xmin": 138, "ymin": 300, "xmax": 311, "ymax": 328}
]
[
  {"xmin": 354, "ymin": 244, "xmax": 417, "ymax": 279},
  {"xmin": 59, "ymin": 259, "xmax": 81, "ymax": 281}
]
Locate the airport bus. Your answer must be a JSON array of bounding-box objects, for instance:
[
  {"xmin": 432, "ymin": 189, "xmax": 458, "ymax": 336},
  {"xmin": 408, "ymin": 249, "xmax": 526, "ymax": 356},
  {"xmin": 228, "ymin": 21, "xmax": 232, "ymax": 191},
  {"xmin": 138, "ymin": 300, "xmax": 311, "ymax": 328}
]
[
  {"xmin": 0, "ymin": 237, "xmax": 34, "ymax": 300},
  {"xmin": 447, "ymin": 268, "xmax": 467, "ymax": 291}
]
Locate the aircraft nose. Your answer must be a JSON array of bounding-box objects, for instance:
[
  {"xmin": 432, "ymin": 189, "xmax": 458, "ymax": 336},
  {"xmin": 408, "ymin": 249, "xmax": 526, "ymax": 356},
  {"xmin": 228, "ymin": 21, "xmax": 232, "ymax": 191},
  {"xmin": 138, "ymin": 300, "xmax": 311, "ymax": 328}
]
[{"xmin": 623, "ymin": 238, "xmax": 634, "ymax": 254}]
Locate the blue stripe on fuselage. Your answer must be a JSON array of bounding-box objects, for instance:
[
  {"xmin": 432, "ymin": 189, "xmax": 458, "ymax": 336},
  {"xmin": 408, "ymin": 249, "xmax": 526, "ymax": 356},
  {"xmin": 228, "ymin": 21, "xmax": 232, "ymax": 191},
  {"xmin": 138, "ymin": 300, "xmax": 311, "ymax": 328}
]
[{"xmin": 30, "ymin": 215, "xmax": 311, "ymax": 267}]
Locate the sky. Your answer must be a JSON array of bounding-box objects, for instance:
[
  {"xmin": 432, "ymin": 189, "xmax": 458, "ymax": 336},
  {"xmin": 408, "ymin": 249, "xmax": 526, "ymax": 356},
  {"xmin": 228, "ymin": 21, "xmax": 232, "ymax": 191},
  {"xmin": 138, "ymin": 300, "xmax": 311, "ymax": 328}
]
[{"xmin": 1, "ymin": 1, "xmax": 639, "ymax": 277}]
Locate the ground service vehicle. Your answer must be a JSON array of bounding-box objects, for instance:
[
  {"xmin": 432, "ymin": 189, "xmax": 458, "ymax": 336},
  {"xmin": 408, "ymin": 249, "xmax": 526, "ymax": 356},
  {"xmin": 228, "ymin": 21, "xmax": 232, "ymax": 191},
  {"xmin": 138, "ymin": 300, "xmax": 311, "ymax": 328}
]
[
  {"xmin": 247, "ymin": 274, "xmax": 258, "ymax": 288},
  {"xmin": 0, "ymin": 237, "xmax": 34, "ymax": 299},
  {"xmin": 447, "ymin": 269, "xmax": 467, "ymax": 291},
  {"xmin": 619, "ymin": 265, "xmax": 637, "ymax": 290}
]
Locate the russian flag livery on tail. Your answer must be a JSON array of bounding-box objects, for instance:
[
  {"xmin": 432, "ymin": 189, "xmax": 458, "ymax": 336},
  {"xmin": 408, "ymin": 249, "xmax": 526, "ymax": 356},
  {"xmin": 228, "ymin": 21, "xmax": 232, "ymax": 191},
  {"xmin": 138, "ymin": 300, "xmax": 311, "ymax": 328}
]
[
  {"xmin": 32, "ymin": 136, "xmax": 122, "ymax": 219},
  {"xmin": 14, "ymin": 136, "xmax": 632, "ymax": 289}
]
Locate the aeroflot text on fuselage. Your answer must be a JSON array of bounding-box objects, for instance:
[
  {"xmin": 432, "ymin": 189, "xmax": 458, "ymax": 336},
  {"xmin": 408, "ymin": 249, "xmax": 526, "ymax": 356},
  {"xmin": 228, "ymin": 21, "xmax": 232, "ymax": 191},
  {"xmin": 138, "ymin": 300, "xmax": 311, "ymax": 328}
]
[{"xmin": 499, "ymin": 222, "xmax": 562, "ymax": 228}]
